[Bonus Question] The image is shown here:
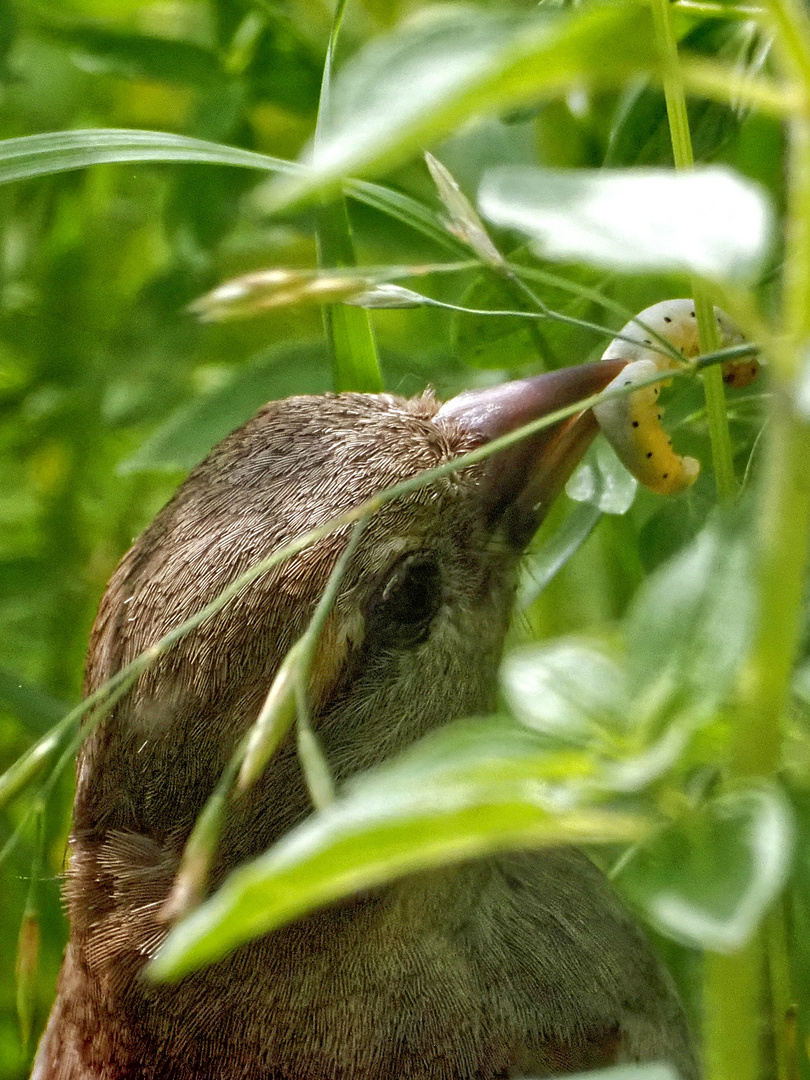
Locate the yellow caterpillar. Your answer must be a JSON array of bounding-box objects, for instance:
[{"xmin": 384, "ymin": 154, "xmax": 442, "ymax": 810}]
[{"xmin": 593, "ymin": 299, "xmax": 757, "ymax": 496}]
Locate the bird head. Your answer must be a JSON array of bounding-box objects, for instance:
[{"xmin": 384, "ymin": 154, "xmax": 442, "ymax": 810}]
[{"xmin": 74, "ymin": 362, "xmax": 624, "ymax": 871}]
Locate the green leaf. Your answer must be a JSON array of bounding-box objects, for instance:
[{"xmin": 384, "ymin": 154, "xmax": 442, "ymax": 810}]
[
  {"xmin": 316, "ymin": 190, "xmax": 382, "ymax": 391},
  {"xmin": 478, "ymin": 165, "xmax": 773, "ymax": 283},
  {"xmin": 0, "ymin": 129, "xmax": 299, "ymax": 186},
  {"xmin": 452, "ymin": 256, "xmax": 608, "ymax": 370},
  {"xmin": 120, "ymin": 341, "xmax": 331, "ymax": 473},
  {"xmin": 617, "ymin": 784, "xmax": 793, "ymax": 950},
  {"xmin": 262, "ymin": 4, "xmax": 659, "ymax": 211},
  {"xmin": 150, "ymin": 719, "xmax": 648, "ymax": 979},
  {"xmin": 636, "ymin": 486, "xmax": 716, "ymax": 573},
  {"xmin": 0, "ymin": 129, "xmax": 471, "ymax": 261},
  {"xmin": 357, "ymin": 716, "xmax": 599, "ymax": 790},
  {"xmin": 624, "ymin": 514, "xmax": 755, "ymax": 711},
  {"xmin": 606, "ymin": 18, "xmax": 770, "ymax": 167},
  {"xmin": 344, "ymin": 179, "xmax": 469, "ymax": 255},
  {"xmin": 566, "ymin": 439, "xmax": 638, "ymax": 515},
  {"xmin": 501, "ymin": 640, "xmax": 628, "ymax": 743}
]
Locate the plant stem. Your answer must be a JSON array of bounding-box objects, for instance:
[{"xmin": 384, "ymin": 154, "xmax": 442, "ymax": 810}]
[
  {"xmin": 725, "ymin": 15, "xmax": 810, "ymax": 1078},
  {"xmin": 315, "ymin": 0, "xmax": 382, "ymax": 392},
  {"xmin": 650, "ymin": 0, "xmax": 761, "ymax": 1072},
  {"xmin": 766, "ymin": 904, "xmax": 798, "ymax": 1080},
  {"xmin": 650, "ymin": 0, "xmax": 738, "ymax": 503},
  {"xmin": 704, "ymin": 946, "xmax": 762, "ymax": 1080}
]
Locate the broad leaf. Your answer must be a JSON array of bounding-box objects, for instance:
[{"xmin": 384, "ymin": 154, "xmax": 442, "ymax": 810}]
[
  {"xmin": 478, "ymin": 165, "xmax": 773, "ymax": 283},
  {"xmin": 262, "ymin": 4, "xmax": 660, "ymax": 210},
  {"xmin": 150, "ymin": 718, "xmax": 648, "ymax": 979},
  {"xmin": 501, "ymin": 640, "xmax": 628, "ymax": 743},
  {"xmin": 617, "ymin": 784, "xmax": 793, "ymax": 950},
  {"xmin": 624, "ymin": 515, "xmax": 755, "ymax": 711}
]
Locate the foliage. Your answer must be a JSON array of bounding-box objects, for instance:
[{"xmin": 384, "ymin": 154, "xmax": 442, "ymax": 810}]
[{"xmin": 0, "ymin": 0, "xmax": 808, "ymax": 1078}]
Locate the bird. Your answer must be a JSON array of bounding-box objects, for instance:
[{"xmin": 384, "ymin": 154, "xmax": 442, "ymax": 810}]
[{"xmin": 31, "ymin": 360, "xmax": 699, "ymax": 1080}]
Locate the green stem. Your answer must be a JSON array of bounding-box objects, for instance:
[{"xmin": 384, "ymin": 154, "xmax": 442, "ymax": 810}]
[
  {"xmin": 723, "ymin": 24, "xmax": 810, "ymax": 1080},
  {"xmin": 650, "ymin": 1, "xmax": 760, "ymax": 1073},
  {"xmin": 315, "ymin": 0, "xmax": 382, "ymax": 393},
  {"xmin": 704, "ymin": 947, "xmax": 762, "ymax": 1080},
  {"xmin": 767, "ymin": 904, "xmax": 798, "ymax": 1080},
  {"xmin": 763, "ymin": 0, "xmax": 810, "ymax": 89},
  {"xmin": 651, "ymin": 0, "xmax": 738, "ymax": 503}
]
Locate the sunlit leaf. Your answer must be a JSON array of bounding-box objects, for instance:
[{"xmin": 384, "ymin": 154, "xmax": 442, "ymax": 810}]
[
  {"xmin": 150, "ymin": 760, "xmax": 648, "ymax": 979},
  {"xmin": 617, "ymin": 784, "xmax": 793, "ymax": 950},
  {"xmin": 262, "ymin": 4, "xmax": 660, "ymax": 210},
  {"xmin": 478, "ymin": 165, "xmax": 773, "ymax": 283},
  {"xmin": 501, "ymin": 640, "xmax": 628, "ymax": 742}
]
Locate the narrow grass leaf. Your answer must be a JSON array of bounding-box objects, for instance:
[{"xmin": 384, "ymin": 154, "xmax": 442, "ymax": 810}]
[
  {"xmin": 425, "ymin": 152, "xmax": 503, "ymax": 266},
  {"xmin": 0, "ymin": 129, "xmax": 299, "ymax": 185},
  {"xmin": 315, "ymin": 0, "xmax": 382, "ymax": 393}
]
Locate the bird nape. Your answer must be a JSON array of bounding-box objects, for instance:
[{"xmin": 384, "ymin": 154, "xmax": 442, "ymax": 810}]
[{"xmin": 32, "ymin": 363, "xmax": 699, "ymax": 1080}]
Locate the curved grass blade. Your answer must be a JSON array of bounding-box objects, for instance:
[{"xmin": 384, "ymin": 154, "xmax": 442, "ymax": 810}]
[{"xmin": 0, "ymin": 129, "xmax": 301, "ymax": 185}]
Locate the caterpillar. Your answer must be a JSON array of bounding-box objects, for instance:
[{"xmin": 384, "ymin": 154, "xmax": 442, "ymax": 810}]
[{"xmin": 593, "ymin": 299, "xmax": 757, "ymax": 496}]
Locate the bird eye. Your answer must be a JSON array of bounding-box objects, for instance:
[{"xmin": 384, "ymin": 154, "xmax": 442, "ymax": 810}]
[{"xmin": 366, "ymin": 552, "xmax": 443, "ymax": 648}]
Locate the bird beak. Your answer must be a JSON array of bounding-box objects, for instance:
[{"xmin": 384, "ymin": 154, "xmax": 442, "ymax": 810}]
[{"xmin": 436, "ymin": 360, "xmax": 627, "ymax": 546}]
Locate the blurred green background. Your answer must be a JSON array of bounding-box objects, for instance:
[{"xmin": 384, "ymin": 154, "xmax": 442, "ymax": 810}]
[{"xmin": 0, "ymin": 0, "xmax": 791, "ymax": 1075}]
